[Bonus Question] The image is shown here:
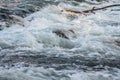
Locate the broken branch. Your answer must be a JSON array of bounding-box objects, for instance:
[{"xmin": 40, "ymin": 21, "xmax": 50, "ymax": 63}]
[{"xmin": 59, "ymin": 4, "xmax": 120, "ymax": 15}]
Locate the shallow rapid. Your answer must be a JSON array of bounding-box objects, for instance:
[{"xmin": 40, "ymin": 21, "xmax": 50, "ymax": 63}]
[{"xmin": 0, "ymin": 0, "xmax": 120, "ymax": 80}]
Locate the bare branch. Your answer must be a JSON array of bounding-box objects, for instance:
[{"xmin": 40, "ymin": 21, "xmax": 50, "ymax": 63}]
[{"xmin": 59, "ymin": 4, "xmax": 120, "ymax": 15}]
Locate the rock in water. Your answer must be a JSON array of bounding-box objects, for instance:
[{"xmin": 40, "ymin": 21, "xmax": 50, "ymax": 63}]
[
  {"xmin": 0, "ymin": 0, "xmax": 59, "ymax": 30},
  {"xmin": 114, "ymin": 40, "xmax": 120, "ymax": 47},
  {"xmin": 9, "ymin": 15, "xmax": 24, "ymax": 24},
  {"xmin": 53, "ymin": 29, "xmax": 76, "ymax": 39},
  {"xmin": 52, "ymin": 29, "xmax": 76, "ymax": 49},
  {"xmin": 53, "ymin": 30, "xmax": 69, "ymax": 39}
]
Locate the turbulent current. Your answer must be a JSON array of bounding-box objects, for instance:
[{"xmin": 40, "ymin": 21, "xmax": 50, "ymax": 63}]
[{"xmin": 0, "ymin": 0, "xmax": 120, "ymax": 80}]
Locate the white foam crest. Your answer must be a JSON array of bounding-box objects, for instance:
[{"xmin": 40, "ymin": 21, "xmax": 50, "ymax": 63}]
[
  {"xmin": 0, "ymin": 0, "xmax": 119, "ymax": 56},
  {"xmin": 0, "ymin": 6, "xmax": 75, "ymax": 49},
  {"xmin": 58, "ymin": 2, "xmax": 93, "ymax": 11}
]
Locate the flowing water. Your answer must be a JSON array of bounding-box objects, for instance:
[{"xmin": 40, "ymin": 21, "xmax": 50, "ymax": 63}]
[{"xmin": 0, "ymin": 0, "xmax": 120, "ymax": 80}]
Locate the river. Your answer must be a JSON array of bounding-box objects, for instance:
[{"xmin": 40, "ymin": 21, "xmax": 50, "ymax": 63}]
[{"xmin": 0, "ymin": 0, "xmax": 120, "ymax": 80}]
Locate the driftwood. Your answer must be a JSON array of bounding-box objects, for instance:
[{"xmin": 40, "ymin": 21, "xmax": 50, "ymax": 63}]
[{"xmin": 59, "ymin": 4, "xmax": 120, "ymax": 15}]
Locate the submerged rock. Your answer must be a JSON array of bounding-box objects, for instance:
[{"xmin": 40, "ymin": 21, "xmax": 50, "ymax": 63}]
[
  {"xmin": 0, "ymin": 0, "xmax": 58, "ymax": 29},
  {"xmin": 53, "ymin": 29, "xmax": 76, "ymax": 39},
  {"xmin": 52, "ymin": 29, "xmax": 76, "ymax": 49},
  {"xmin": 53, "ymin": 30, "xmax": 69, "ymax": 39},
  {"xmin": 114, "ymin": 40, "xmax": 120, "ymax": 47},
  {"xmin": 0, "ymin": 7, "xmax": 28, "ymax": 29}
]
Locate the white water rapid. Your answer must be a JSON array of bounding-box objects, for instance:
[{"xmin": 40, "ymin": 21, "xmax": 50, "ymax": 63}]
[{"xmin": 0, "ymin": 0, "xmax": 120, "ymax": 80}]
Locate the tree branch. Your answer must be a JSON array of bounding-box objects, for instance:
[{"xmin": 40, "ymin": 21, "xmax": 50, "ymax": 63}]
[{"xmin": 60, "ymin": 4, "xmax": 120, "ymax": 15}]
